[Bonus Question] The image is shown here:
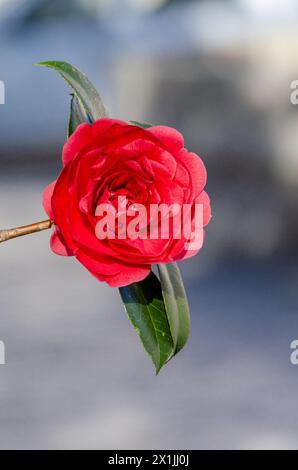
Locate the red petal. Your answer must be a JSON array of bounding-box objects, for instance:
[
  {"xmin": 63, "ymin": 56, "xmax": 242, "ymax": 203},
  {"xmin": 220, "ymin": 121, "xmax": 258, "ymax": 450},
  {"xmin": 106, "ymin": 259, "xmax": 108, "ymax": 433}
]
[
  {"xmin": 50, "ymin": 229, "xmax": 73, "ymax": 256},
  {"xmin": 195, "ymin": 191, "xmax": 212, "ymax": 226},
  {"xmin": 42, "ymin": 181, "xmax": 56, "ymax": 220},
  {"xmin": 62, "ymin": 122, "xmax": 93, "ymax": 166},
  {"xmin": 147, "ymin": 126, "xmax": 184, "ymax": 153},
  {"xmin": 179, "ymin": 149, "xmax": 207, "ymax": 197},
  {"xmin": 90, "ymin": 264, "xmax": 151, "ymax": 288}
]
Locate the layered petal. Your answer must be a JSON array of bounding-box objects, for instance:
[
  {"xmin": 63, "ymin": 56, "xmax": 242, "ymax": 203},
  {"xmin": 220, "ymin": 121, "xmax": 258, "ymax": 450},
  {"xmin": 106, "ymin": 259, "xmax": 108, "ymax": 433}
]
[
  {"xmin": 50, "ymin": 228, "xmax": 73, "ymax": 256},
  {"xmin": 42, "ymin": 180, "xmax": 56, "ymax": 219},
  {"xmin": 147, "ymin": 126, "xmax": 184, "ymax": 153},
  {"xmin": 44, "ymin": 118, "xmax": 211, "ymax": 287}
]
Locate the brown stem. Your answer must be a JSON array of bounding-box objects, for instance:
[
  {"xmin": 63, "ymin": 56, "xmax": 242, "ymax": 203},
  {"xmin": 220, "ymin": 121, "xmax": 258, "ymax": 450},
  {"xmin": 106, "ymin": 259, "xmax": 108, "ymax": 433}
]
[{"xmin": 0, "ymin": 219, "xmax": 53, "ymax": 244}]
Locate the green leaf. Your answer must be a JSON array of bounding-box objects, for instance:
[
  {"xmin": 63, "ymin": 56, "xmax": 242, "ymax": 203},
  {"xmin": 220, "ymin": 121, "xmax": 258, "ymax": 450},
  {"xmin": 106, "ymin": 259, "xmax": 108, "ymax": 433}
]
[
  {"xmin": 119, "ymin": 271, "xmax": 174, "ymax": 373},
  {"xmin": 68, "ymin": 93, "xmax": 90, "ymax": 137},
  {"xmin": 36, "ymin": 61, "xmax": 108, "ymax": 122},
  {"xmin": 157, "ymin": 263, "xmax": 190, "ymax": 355},
  {"xmin": 130, "ymin": 120, "xmax": 153, "ymax": 129}
]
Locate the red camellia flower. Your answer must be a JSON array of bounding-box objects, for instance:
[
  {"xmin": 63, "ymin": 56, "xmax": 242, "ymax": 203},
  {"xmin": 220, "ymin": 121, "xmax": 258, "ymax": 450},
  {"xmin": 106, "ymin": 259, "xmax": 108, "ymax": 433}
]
[{"xmin": 43, "ymin": 118, "xmax": 211, "ymax": 287}]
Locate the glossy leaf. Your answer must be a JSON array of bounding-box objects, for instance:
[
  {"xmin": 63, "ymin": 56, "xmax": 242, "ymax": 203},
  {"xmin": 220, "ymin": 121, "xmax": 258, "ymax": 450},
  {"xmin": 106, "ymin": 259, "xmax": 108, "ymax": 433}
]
[
  {"xmin": 119, "ymin": 271, "xmax": 174, "ymax": 373},
  {"xmin": 130, "ymin": 120, "xmax": 152, "ymax": 129},
  {"xmin": 36, "ymin": 61, "xmax": 108, "ymax": 122},
  {"xmin": 68, "ymin": 93, "xmax": 90, "ymax": 137},
  {"xmin": 158, "ymin": 263, "xmax": 190, "ymax": 355}
]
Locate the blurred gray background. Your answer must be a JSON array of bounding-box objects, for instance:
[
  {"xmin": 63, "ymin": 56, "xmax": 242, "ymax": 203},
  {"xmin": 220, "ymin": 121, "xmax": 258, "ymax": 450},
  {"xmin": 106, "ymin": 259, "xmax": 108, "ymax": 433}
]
[{"xmin": 1, "ymin": 0, "xmax": 298, "ymax": 450}]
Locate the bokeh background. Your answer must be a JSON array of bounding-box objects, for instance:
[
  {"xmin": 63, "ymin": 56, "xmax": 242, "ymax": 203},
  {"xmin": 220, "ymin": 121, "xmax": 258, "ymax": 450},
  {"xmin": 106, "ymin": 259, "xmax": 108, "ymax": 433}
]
[{"xmin": 1, "ymin": 0, "xmax": 298, "ymax": 450}]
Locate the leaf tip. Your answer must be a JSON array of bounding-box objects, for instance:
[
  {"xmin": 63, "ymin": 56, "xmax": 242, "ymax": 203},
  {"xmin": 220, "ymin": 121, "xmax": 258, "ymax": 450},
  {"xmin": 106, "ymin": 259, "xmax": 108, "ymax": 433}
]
[{"xmin": 34, "ymin": 61, "xmax": 48, "ymax": 67}]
